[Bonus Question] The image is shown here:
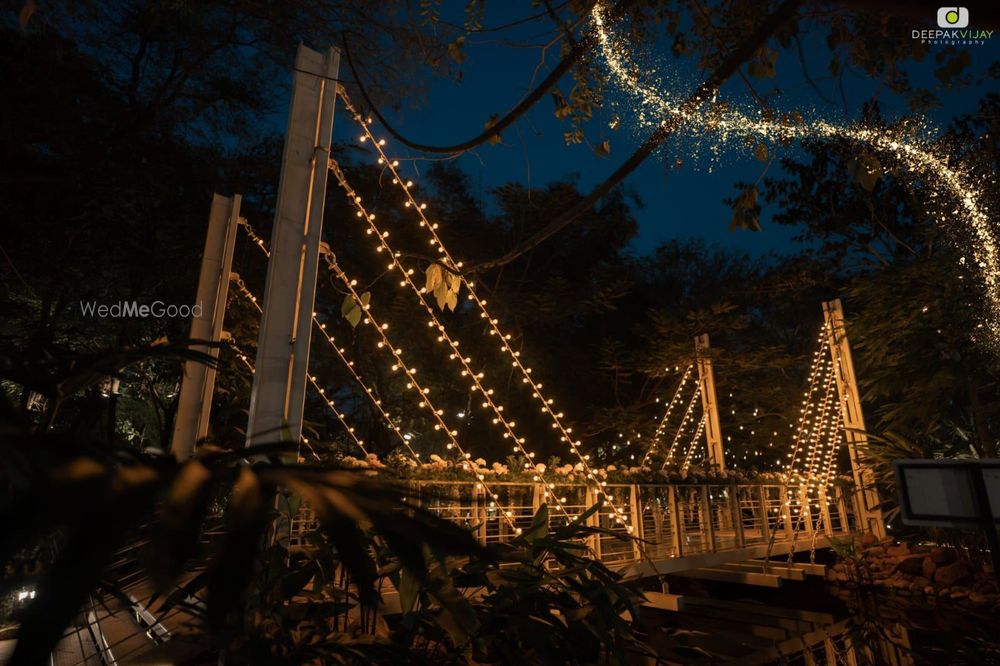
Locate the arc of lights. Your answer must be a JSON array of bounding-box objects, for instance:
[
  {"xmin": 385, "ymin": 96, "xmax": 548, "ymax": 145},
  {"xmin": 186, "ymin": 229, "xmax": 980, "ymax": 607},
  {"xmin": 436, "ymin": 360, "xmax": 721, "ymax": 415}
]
[
  {"xmin": 640, "ymin": 363, "xmax": 694, "ymax": 466},
  {"xmin": 591, "ymin": 2, "xmax": 1000, "ymax": 349},
  {"xmin": 238, "ymin": 220, "xmax": 419, "ymax": 461},
  {"xmin": 226, "ymin": 282, "xmax": 366, "ymax": 459},
  {"xmin": 336, "ymin": 89, "xmax": 635, "ymax": 531}
]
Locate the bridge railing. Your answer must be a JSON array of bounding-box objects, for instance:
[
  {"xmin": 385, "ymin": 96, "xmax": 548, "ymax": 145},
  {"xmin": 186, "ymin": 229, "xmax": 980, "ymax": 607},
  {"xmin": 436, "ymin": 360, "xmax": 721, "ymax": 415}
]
[{"xmin": 287, "ymin": 481, "xmax": 858, "ymax": 566}]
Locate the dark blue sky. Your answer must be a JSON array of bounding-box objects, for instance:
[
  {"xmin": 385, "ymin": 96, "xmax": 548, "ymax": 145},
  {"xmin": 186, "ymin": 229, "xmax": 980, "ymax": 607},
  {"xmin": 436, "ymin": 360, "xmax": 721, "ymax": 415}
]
[{"xmin": 331, "ymin": 3, "xmax": 998, "ymax": 258}]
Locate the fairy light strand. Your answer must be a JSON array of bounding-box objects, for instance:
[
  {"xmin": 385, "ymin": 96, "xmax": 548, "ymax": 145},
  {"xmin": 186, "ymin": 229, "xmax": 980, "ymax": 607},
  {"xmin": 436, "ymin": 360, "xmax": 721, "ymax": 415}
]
[
  {"xmin": 663, "ymin": 384, "xmax": 703, "ymax": 467},
  {"xmin": 331, "ymin": 94, "xmax": 635, "ymax": 530},
  {"xmin": 238, "ymin": 219, "xmax": 420, "ymax": 459},
  {"xmin": 337, "ymin": 85, "xmax": 632, "ymax": 532},
  {"xmin": 229, "ymin": 273, "xmax": 369, "ymax": 457},
  {"xmin": 680, "ymin": 412, "xmax": 709, "ymax": 474},
  {"xmin": 592, "ymin": 1, "xmax": 1000, "ymax": 350},
  {"xmin": 325, "ymin": 161, "xmax": 586, "ymax": 525},
  {"xmin": 640, "ymin": 364, "xmax": 694, "ymax": 467}
]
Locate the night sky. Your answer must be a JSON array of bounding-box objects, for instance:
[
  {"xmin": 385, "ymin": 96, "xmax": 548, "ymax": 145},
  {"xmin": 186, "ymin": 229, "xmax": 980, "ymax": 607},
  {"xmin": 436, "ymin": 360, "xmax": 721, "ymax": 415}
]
[{"xmin": 329, "ymin": 3, "xmax": 998, "ymax": 259}]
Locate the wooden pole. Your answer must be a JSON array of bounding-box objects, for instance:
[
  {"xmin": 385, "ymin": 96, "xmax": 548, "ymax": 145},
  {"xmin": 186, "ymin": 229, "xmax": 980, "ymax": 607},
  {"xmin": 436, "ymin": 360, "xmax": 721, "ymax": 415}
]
[
  {"xmin": 696, "ymin": 334, "xmax": 726, "ymax": 471},
  {"xmin": 247, "ymin": 45, "xmax": 340, "ymax": 449},
  {"xmin": 171, "ymin": 193, "xmax": 241, "ymax": 460},
  {"xmin": 822, "ymin": 299, "xmax": 886, "ymax": 538}
]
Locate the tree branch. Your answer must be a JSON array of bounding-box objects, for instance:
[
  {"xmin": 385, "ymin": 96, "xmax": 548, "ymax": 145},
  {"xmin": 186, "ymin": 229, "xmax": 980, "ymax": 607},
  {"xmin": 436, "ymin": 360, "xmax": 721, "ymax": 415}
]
[
  {"xmin": 340, "ymin": 0, "xmax": 632, "ymax": 156},
  {"xmin": 466, "ymin": 0, "xmax": 805, "ymax": 275}
]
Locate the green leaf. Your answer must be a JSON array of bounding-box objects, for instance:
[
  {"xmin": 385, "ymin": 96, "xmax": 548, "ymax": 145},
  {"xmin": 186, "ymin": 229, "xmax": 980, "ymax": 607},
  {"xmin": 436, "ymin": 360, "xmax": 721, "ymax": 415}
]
[
  {"xmin": 341, "ymin": 292, "xmax": 370, "ymax": 328},
  {"xmin": 398, "ymin": 568, "xmax": 420, "ymax": 614}
]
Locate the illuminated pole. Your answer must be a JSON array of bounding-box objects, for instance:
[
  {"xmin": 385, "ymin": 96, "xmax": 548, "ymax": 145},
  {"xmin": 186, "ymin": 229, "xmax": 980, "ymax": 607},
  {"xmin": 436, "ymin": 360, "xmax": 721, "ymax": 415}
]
[
  {"xmin": 247, "ymin": 45, "xmax": 340, "ymax": 448},
  {"xmin": 696, "ymin": 334, "xmax": 725, "ymax": 471},
  {"xmin": 823, "ymin": 299, "xmax": 886, "ymax": 538},
  {"xmin": 171, "ymin": 193, "xmax": 241, "ymax": 460}
]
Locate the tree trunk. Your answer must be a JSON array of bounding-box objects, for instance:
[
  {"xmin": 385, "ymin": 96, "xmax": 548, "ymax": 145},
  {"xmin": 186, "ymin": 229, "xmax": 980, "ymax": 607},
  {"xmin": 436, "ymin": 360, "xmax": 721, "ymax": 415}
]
[{"xmin": 968, "ymin": 379, "xmax": 995, "ymax": 457}]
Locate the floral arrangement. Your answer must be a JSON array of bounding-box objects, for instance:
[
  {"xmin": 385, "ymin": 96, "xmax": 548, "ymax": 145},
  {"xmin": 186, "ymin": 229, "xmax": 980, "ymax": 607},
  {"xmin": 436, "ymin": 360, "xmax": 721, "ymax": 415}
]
[{"xmin": 328, "ymin": 452, "xmax": 854, "ymax": 487}]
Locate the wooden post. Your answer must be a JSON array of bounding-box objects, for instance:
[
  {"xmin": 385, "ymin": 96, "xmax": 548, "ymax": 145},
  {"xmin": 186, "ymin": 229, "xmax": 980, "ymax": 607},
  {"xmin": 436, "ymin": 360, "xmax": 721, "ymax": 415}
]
[
  {"xmin": 818, "ymin": 488, "xmax": 834, "ymax": 537},
  {"xmin": 700, "ymin": 486, "xmax": 717, "ymax": 551},
  {"xmin": 822, "ymin": 299, "xmax": 886, "ymax": 538},
  {"xmin": 781, "ymin": 486, "xmax": 795, "ymax": 542},
  {"xmin": 668, "ymin": 485, "xmax": 684, "ymax": 557},
  {"xmin": 799, "ymin": 485, "xmax": 814, "ymax": 537},
  {"xmin": 247, "ymin": 45, "xmax": 341, "ymax": 448},
  {"xmin": 629, "ymin": 484, "xmax": 643, "ymax": 561},
  {"xmin": 730, "ymin": 487, "xmax": 745, "ymax": 548},
  {"xmin": 171, "ymin": 193, "xmax": 241, "ymax": 460},
  {"xmin": 585, "ymin": 485, "xmax": 602, "ymax": 558},
  {"xmin": 475, "ymin": 484, "xmax": 488, "ymax": 546},
  {"xmin": 695, "ymin": 334, "xmax": 726, "ymax": 471}
]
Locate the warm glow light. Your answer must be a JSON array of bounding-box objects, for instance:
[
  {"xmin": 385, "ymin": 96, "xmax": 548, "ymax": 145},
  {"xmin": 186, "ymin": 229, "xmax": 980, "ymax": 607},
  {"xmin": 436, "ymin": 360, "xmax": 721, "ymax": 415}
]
[{"xmin": 591, "ymin": 2, "xmax": 1000, "ymax": 351}]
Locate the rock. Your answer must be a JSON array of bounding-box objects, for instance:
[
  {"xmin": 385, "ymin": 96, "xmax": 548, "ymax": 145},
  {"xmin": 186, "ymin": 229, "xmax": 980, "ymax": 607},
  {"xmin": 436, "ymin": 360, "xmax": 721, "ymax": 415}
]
[
  {"xmin": 950, "ymin": 588, "xmax": 969, "ymax": 601},
  {"xmin": 887, "ymin": 544, "xmax": 910, "ymax": 557},
  {"xmin": 923, "ymin": 586, "xmax": 935, "ymax": 596},
  {"xmin": 934, "ymin": 561, "xmax": 971, "ymax": 587},
  {"xmin": 896, "ymin": 554, "xmax": 925, "ymax": 576},
  {"xmin": 912, "ymin": 576, "xmax": 931, "ymax": 588},
  {"xmin": 930, "ymin": 547, "xmax": 957, "ymax": 565},
  {"xmin": 921, "ymin": 557, "xmax": 936, "ymax": 579},
  {"xmin": 866, "ymin": 546, "xmax": 887, "ymax": 557},
  {"xmin": 937, "ymin": 587, "xmax": 951, "ymax": 597}
]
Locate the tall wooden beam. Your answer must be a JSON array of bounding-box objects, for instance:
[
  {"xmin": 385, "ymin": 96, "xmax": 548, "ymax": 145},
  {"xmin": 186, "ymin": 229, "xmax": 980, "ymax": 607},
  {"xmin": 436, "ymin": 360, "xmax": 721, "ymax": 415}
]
[
  {"xmin": 171, "ymin": 193, "xmax": 241, "ymax": 460},
  {"xmin": 696, "ymin": 334, "xmax": 726, "ymax": 471},
  {"xmin": 246, "ymin": 45, "xmax": 340, "ymax": 448},
  {"xmin": 822, "ymin": 299, "xmax": 886, "ymax": 538}
]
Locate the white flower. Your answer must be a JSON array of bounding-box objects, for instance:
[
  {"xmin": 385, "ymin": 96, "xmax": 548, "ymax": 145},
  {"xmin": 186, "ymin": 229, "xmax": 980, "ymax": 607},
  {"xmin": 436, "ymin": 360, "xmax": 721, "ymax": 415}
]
[
  {"xmin": 475, "ymin": 458, "xmax": 487, "ymax": 467},
  {"xmin": 535, "ymin": 463, "xmax": 547, "ymax": 473},
  {"xmin": 430, "ymin": 454, "xmax": 443, "ymax": 463}
]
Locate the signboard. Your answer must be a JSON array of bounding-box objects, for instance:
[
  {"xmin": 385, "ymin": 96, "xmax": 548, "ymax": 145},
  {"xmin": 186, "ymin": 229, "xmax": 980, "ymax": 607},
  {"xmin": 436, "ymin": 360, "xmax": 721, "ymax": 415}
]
[{"xmin": 893, "ymin": 459, "xmax": 1000, "ymax": 528}]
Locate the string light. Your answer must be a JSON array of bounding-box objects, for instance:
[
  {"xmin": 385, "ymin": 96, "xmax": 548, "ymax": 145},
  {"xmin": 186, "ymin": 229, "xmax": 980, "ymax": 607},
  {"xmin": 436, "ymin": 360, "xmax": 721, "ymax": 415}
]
[
  {"xmin": 229, "ymin": 273, "xmax": 369, "ymax": 457},
  {"xmin": 332, "ymin": 95, "xmax": 635, "ymax": 531},
  {"xmin": 640, "ymin": 364, "xmax": 693, "ymax": 466},
  {"xmin": 680, "ymin": 413, "xmax": 708, "ymax": 474},
  {"xmin": 326, "ymin": 161, "xmax": 581, "ymax": 524},
  {"xmin": 663, "ymin": 384, "xmax": 703, "ymax": 467},
  {"xmin": 326, "ymin": 253, "xmax": 532, "ymax": 534},
  {"xmin": 237, "ymin": 219, "xmax": 420, "ymax": 460}
]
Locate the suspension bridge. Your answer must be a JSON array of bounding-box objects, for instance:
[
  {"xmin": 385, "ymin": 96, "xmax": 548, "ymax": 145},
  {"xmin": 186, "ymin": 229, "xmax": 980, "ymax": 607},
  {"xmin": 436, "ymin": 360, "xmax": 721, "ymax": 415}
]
[{"xmin": 31, "ymin": 44, "xmax": 891, "ymax": 666}]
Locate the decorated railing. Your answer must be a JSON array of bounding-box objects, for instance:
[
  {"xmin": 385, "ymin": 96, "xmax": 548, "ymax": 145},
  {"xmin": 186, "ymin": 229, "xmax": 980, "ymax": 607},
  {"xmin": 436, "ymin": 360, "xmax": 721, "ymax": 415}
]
[{"xmin": 290, "ymin": 480, "xmax": 858, "ymax": 568}]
